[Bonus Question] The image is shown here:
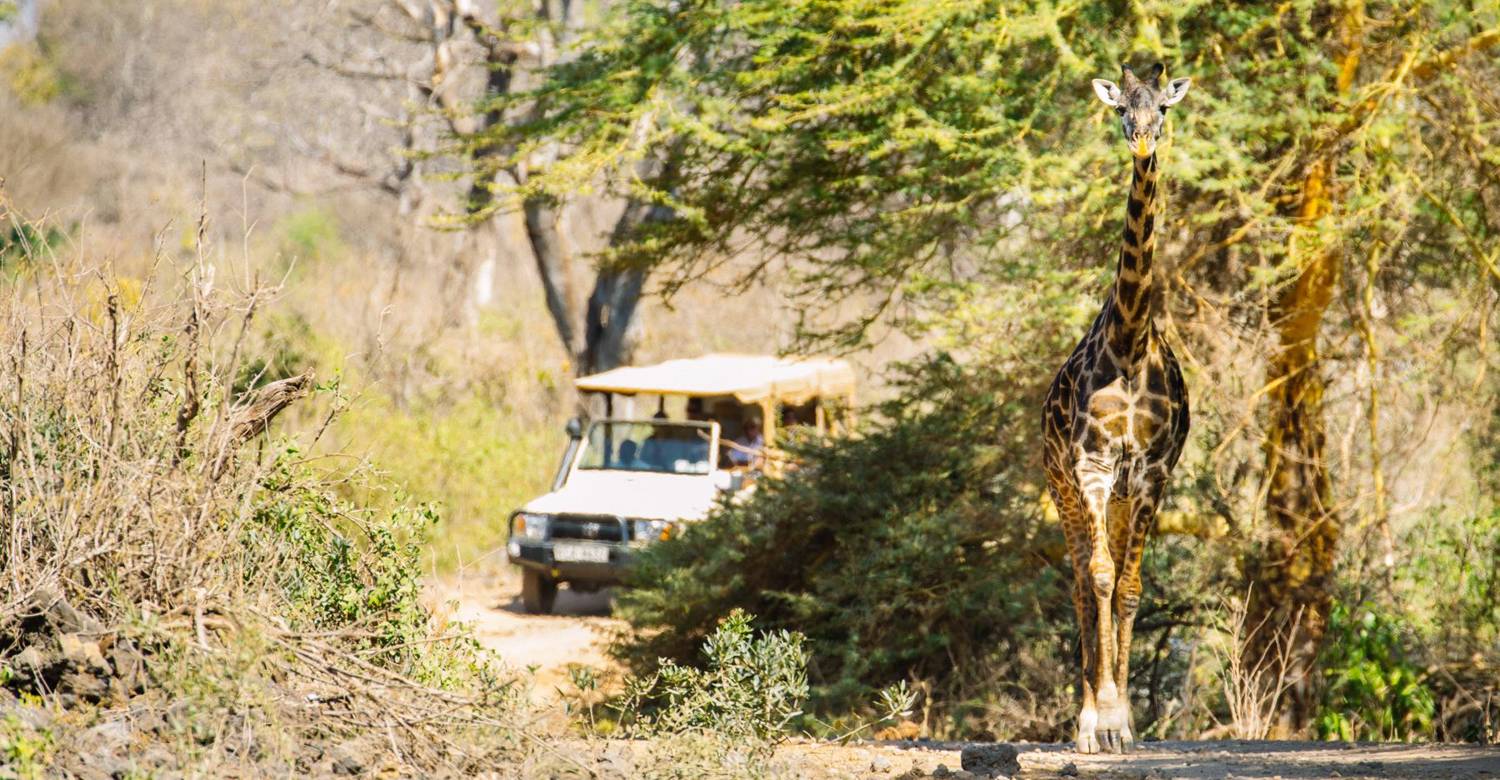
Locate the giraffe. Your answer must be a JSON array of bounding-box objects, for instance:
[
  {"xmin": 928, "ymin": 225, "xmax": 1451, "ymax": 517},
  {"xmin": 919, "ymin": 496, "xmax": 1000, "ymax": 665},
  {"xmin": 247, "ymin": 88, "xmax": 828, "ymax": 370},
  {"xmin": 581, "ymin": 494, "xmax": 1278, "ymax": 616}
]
[{"xmin": 1042, "ymin": 63, "xmax": 1192, "ymax": 755}]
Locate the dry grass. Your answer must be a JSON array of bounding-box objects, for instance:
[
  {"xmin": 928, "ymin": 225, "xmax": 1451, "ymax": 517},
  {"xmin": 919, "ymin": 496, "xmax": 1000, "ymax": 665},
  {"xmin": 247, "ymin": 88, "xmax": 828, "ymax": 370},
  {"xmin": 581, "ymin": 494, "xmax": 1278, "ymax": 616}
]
[
  {"xmin": 0, "ymin": 204, "xmax": 544, "ymax": 774},
  {"xmin": 1208, "ymin": 589, "xmax": 1306, "ymax": 741}
]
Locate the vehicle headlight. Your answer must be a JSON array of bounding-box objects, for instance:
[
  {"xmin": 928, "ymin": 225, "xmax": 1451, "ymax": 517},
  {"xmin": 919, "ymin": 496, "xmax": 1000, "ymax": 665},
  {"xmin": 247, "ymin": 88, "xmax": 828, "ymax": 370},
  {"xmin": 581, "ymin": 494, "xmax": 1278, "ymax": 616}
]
[
  {"xmin": 514, "ymin": 513, "xmax": 549, "ymax": 541},
  {"xmin": 632, "ymin": 519, "xmax": 678, "ymax": 543}
]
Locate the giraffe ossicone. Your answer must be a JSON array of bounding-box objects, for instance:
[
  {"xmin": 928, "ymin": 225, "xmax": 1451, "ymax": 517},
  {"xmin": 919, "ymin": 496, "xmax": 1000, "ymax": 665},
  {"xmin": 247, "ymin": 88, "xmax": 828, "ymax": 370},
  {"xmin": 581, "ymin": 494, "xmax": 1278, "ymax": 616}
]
[{"xmin": 1042, "ymin": 62, "xmax": 1192, "ymax": 755}]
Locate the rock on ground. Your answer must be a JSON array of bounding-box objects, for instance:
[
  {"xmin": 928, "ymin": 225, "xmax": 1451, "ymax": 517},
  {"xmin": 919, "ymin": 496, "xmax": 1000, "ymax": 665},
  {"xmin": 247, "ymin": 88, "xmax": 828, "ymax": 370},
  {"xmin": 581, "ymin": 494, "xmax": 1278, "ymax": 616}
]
[{"xmin": 960, "ymin": 743, "xmax": 1020, "ymax": 777}]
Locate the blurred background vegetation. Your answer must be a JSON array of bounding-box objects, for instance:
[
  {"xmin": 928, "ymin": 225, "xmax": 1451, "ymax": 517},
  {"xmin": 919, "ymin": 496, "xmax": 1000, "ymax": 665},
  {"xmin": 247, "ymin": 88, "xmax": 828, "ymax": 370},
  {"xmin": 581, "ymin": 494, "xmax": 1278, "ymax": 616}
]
[{"xmin": 1, "ymin": 0, "xmax": 1496, "ymax": 754}]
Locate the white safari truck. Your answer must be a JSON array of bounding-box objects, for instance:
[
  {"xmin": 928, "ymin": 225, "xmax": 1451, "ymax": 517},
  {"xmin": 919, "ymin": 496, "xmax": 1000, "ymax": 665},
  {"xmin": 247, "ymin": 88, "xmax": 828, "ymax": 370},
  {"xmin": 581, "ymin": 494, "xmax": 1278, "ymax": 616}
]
[{"xmin": 506, "ymin": 354, "xmax": 856, "ymax": 613}]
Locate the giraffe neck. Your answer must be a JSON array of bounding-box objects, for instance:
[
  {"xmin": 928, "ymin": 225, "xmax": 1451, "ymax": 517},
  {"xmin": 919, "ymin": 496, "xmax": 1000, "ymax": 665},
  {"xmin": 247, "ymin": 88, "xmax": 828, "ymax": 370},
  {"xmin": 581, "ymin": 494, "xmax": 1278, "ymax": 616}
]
[{"xmin": 1103, "ymin": 153, "xmax": 1160, "ymax": 366}]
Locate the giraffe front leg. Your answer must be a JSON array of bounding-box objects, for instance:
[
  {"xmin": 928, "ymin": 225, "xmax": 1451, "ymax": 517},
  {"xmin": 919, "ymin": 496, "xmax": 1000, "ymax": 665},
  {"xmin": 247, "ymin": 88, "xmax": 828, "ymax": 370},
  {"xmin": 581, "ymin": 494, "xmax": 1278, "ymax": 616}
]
[
  {"xmin": 1112, "ymin": 486, "xmax": 1166, "ymax": 752},
  {"xmin": 1079, "ymin": 468, "xmax": 1122, "ymax": 753},
  {"xmin": 1049, "ymin": 475, "xmax": 1103, "ymax": 755}
]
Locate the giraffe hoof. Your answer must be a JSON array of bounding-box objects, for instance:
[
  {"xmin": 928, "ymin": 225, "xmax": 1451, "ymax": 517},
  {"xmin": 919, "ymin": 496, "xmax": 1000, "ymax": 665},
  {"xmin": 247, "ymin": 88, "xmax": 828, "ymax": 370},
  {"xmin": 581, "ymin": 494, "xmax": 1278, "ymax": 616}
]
[
  {"xmin": 1076, "ymin": 731, "xmax": 1100, "ymax": 754},
  {"xmin": 1099, "ymin": 729, "xmax": 1121, "ymax": 753}
]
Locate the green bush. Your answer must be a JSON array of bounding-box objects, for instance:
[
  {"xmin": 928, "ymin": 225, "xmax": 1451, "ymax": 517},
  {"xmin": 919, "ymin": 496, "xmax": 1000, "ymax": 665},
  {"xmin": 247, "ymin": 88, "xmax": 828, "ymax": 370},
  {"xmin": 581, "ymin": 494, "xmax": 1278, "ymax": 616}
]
[
  {"xmin": 0, "ymin": 713, "xmax": 54, "ymax": 780},
  {"xmin": 621, "ymin": 610, "xmax": 808, "ymax": 743},
  {"xmin": 0, "ymin": 44, "xmax": 64, "ymax": 105},
  {"xmin": 1399, "ymin": 509, "xmax": 1500, "ymax": 742},
  {"xmin": 336, "ymin": 394, "xmax": 556, "ymax": 570},
  {"xmin": 0, "ymin": 223, "xmax": 64, "ymax": 268},
  {"xmin": 251, "ymin": 452, "xmax": 438, "ymax": 670},
  {"xmin": 1314, "ymin": 602, "xmax": 1435, "ymax": 742},
  {"xmin": 615, "ymin": 352, "xmax": 1211, "ymax": 739}
]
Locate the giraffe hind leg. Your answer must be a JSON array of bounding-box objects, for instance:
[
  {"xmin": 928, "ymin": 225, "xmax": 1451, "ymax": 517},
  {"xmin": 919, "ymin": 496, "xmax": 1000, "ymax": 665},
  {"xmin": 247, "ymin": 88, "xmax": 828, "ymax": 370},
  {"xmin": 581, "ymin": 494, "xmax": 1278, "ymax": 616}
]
[{"xmin": 1100, "ymin": 490, "xmax": 1135, "ymax": 751}]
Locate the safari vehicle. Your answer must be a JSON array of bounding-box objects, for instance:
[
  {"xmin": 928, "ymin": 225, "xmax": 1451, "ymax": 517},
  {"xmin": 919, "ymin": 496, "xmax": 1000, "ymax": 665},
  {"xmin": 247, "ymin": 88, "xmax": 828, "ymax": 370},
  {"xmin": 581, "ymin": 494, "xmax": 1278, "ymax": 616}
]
[{"xmin": 506, "ymin": 354, "xmax": 855, "ymax": 613}]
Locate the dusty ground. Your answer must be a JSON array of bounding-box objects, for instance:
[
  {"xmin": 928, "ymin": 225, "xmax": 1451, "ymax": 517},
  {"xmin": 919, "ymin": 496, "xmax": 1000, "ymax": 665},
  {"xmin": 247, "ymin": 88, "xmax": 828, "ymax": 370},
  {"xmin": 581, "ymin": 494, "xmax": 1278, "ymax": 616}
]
[
  {"xmin": 432, "ymin": 571, "xmax": 1500, "ymax": 779},
  {"xmin": 425, "ymin": 568, "xmax": 626, "ymax": 701},
  {"xmin": 776, "ymin": 739, "xmax": 1500, "ymax": 778}
]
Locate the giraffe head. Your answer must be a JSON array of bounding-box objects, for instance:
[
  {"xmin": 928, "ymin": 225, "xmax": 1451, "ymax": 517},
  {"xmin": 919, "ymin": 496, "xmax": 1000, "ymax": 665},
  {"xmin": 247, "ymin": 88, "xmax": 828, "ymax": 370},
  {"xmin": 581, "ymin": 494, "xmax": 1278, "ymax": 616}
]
[{"xmin": 1091, "ymin": 63, "xmax": 1190, "ymax": 159}]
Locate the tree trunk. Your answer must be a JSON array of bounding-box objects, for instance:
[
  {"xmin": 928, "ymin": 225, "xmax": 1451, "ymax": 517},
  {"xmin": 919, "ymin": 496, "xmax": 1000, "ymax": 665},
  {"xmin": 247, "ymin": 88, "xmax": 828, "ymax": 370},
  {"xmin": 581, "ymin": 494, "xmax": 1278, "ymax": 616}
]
[
  {"xmin": 523, "ymin": 199, "xmax": 586, "ymax": 360},
  {"xmin": 575, "ymin": 193, "xmax": 675, "ymax": 374},
  {"xmin": 1246, "ymin": 160, "xmax": 1342, "ymax": 731},
  {"xmin": 1244, "ymin": 0, "xmax": 1363, "ymax": 734},
  {"xmin": 581, "ymin": 267, "xmax": 645, "ymax": 375}
]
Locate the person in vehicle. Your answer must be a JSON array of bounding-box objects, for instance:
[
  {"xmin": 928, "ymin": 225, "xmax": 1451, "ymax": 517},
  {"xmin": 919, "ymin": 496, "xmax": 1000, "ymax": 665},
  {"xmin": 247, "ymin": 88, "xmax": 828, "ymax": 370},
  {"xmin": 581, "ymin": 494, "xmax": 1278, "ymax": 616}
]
[
  {"xmin": 639, "ymin": 421, "xmax": 713, "ymax": 473},
  {"xmin": 618, "ymin": 439, "xmax": 640, "ymax": 468},
  {"xmin": 640, "ymin": 427, "xmax": 666, "ymax": 469},
  {"xmin": 727, "ymin": 419, "xmax": 764, "ymax": 467}
]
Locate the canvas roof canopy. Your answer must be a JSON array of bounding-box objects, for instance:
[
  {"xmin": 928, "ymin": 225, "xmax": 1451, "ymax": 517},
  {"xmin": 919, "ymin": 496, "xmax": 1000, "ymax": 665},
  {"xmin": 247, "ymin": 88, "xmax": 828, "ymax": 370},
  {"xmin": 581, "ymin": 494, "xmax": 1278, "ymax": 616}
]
[{"xmin": 575, "ymin": 354, "xmax": 855, "ymax": 406}]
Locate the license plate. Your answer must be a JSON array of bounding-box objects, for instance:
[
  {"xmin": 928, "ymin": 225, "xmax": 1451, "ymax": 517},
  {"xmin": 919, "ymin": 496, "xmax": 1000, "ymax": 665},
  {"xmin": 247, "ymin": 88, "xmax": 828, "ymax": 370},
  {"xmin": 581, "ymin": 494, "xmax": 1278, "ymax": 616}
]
[{"xmin": 553, "ymin": 543, "xmax": 610, "ymax": 563}]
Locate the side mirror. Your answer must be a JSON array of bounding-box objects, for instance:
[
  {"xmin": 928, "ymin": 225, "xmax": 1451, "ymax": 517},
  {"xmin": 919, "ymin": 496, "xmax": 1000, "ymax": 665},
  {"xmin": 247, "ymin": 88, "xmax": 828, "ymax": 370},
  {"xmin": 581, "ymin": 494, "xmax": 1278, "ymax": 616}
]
[{"xmin": 564, "ymin": 416, "xmax": 583, "ymax": 439}]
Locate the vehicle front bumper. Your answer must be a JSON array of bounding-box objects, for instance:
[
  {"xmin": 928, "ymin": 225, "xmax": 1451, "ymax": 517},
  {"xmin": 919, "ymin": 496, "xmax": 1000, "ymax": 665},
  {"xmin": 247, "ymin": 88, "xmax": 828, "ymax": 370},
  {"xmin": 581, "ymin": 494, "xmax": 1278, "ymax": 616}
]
[{"xmin": 507, "ymin": 539, "xmax": 635, "ymax": 584}]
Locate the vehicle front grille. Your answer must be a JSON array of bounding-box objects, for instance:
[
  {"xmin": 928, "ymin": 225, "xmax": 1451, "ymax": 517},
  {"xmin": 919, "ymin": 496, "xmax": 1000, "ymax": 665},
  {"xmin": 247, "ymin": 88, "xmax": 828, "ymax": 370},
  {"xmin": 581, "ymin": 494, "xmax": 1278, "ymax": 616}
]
[{"xmin": 551, "ymin": 515, "xmax": 626, "ymax": 542}]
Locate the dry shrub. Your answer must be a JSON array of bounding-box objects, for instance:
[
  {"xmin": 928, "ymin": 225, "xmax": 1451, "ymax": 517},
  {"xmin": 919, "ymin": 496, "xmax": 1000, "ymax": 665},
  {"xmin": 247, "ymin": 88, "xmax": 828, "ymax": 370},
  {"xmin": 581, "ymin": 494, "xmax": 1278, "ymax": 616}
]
[
  {"xmin": 1208, "ymin": 589, "xmax": 1305, "ymax": 740},
  {"xmin": 0, "ymin": 212, "xmax": 533, "ymax": 774}
]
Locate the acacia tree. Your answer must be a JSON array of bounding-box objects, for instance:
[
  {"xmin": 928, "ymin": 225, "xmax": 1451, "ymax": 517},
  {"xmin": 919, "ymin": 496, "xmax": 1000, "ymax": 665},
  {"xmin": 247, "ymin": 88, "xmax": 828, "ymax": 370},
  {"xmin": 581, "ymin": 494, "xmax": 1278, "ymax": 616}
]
[
  {"xmin": 489, "ymin": 0, "xmax": 1500, "ymax": 730},
  {"xmin": 1227, "ymin": 7, "xmax": 1500, "ymax": 728}
]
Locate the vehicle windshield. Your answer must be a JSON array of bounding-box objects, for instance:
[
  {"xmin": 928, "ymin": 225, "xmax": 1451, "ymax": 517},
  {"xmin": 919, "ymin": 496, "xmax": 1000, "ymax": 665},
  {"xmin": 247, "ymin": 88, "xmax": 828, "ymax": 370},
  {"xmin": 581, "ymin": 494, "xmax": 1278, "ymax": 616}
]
[{"xmin": 576, "ymin": 420, "xmax": 713, "ymax": 475}]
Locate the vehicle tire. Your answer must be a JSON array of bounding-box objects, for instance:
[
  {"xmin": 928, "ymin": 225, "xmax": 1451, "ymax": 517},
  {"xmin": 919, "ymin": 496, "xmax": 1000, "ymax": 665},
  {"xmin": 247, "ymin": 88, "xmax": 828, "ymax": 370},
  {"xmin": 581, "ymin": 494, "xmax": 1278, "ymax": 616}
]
[{"xmin": 521, "ymin": 569, "xmax": 558, "ymax": 615}]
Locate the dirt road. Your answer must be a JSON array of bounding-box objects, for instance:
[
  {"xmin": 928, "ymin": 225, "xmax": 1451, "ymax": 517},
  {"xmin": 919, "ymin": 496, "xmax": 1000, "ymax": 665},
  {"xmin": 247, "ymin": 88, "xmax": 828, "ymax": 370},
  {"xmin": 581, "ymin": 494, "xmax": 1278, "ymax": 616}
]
[
  {"xmin": 425, "ymin": 570, "xmax": 626, "ymax": 700},
  {"xmin": 777, "ymin": 739, "xmax": 1500, "ymax": 778},
  {"xmin": 432, "ymin": 571, "xmax": 1500, "ymax": 778}
]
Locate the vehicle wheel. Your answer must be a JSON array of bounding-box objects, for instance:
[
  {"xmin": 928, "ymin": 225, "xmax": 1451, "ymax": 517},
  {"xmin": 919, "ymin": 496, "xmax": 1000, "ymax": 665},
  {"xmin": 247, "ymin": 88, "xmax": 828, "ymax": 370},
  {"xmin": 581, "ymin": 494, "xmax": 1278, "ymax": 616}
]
[{"xmin": 521, "ymin": 570, "xmax": 558, "ymax": 615}]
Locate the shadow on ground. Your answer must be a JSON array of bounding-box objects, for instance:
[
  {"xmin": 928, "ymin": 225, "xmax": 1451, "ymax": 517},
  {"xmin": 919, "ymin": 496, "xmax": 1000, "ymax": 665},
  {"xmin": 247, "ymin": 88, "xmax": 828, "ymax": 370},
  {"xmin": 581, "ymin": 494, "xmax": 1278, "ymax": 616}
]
[{"xmin": 499, "ymin": 585, "xmax": 614, "ymax": 617}]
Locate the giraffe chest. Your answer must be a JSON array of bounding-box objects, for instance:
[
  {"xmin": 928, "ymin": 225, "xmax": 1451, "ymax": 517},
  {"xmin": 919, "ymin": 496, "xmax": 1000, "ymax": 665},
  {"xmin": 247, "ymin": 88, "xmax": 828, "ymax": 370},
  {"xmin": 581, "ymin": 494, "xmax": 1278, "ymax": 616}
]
[{"xmin": 1079, "ymin": 366, "xmax": 1180, "ymax": 454}]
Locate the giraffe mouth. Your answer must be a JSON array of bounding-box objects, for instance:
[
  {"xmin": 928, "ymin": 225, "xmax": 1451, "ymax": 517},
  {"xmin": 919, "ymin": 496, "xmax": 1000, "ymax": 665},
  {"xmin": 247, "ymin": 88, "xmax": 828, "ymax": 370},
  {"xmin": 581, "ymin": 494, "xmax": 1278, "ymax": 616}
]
[{"xmin": 1134, "ymin": 137, "xmax": 1151, "ymax": 157}]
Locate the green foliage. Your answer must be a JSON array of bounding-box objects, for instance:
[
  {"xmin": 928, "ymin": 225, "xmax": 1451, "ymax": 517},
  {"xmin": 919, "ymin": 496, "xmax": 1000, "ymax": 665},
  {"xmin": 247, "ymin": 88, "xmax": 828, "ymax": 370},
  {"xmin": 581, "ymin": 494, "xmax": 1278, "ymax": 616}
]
[
  {"xmin": 0, "ymin": 714, "xmax": 54, "ymax": 780},
  {"xmin": 1314, "ymin": 602, "xmax": 1435, "ymax": 742},
  {"xmin": 276, "ymin": 206, "xmax": 345, "ymax": 262},
  {"xmin": 615, "ymin": 353, "xmax": 1080, "ymax": 738},
  {"xmin": 233, "ymin": 313, "xmax": 316, "ymax": 398},
  {"xmin": 0, "ymin": 223, "xmax": 64, "ymax": 268},
  {"xmin": 1408, "ymin": 510, "xmax": 1500, "ymax": 652},
  {"xmin": 620, "ymin": 610, "xmax": 808, "ymax": 743},
  {"xmin": 0, "ymin": 44, "xmax": 63, "ymax": 105},
  {"xmin": 480, "ymin": 0, "xmax": 1498, "ymax": 347},
  {"xmin": 1396, "ymin": 508, "xmax": 1500, "ymax": 742},
  {"xmin": 251, "ymin": 452, "xmax": 439, "ymax": 672},
  {"xmin": 337, "ymin": 392, "xmax": 557, "ymax": 571}
]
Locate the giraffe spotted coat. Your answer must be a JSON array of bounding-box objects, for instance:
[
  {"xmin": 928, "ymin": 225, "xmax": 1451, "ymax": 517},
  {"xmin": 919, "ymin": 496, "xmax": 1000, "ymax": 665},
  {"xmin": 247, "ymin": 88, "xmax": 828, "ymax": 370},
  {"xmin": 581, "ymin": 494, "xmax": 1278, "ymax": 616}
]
[{"xmin": 1042, "ymin": 63, "xmax": 1191, "ymax": 755}]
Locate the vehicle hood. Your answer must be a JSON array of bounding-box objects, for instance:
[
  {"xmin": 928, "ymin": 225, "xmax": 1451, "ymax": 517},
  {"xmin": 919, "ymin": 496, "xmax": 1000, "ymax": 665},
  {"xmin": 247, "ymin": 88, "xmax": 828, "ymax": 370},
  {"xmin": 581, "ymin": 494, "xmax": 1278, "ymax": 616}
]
[{"xmin": 520, "ymin": 470, "xmax": 719, "ymax": 521}]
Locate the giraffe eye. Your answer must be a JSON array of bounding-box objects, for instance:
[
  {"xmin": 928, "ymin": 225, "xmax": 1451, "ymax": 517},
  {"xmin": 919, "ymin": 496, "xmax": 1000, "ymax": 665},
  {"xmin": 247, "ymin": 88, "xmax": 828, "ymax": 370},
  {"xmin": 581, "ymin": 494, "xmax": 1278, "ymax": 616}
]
[
  {"xmin": 1115, "ymin": 106, "xmax": 1126, "ymax": 116},
  {"xmin": 1159, "ymin": 105, "xmax": 1168, "ymax": 115}
]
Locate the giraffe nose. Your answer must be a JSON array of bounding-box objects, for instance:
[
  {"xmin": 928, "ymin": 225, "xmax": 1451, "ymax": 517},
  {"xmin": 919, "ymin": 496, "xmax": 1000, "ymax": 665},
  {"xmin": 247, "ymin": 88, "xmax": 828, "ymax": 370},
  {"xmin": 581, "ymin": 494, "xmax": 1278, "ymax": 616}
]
[{"xmin": 1134, "ymin": 136, "xmax": 1151, "ymax": 157}]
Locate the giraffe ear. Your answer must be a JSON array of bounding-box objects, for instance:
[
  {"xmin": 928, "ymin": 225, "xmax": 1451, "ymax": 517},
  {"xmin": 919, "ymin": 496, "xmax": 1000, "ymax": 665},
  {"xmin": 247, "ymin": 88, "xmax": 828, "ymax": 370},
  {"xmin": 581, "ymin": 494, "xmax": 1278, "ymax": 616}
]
[
  {"xmin": 1092, "ymin": 79, "xmax": 1122, "ymax": 107},
  {"xmin": 1163, "ymin": 77, "xmax": 1192, "ymax": 106}
]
